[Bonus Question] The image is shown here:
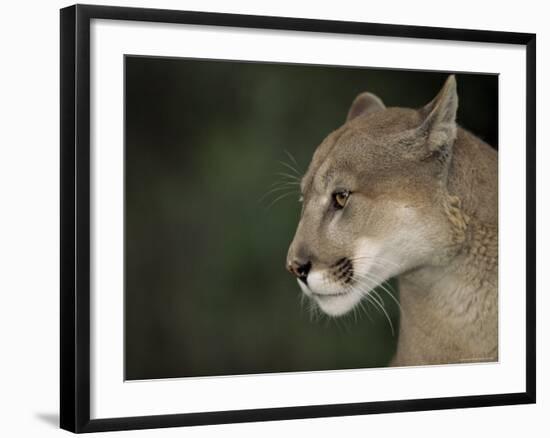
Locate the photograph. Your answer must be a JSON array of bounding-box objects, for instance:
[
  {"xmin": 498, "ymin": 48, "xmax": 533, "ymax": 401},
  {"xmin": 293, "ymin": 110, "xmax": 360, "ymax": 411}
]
[
  {"xmin": 124, "ymin": 56, "xmax": 499, "ymax": 380},
  {"xmin": 57, "ymin": 3, "xmax": 536, "ymax": 433},
  {"xmin": 0, "ymin": 0, "xmax": 542, "ymax": 435}
]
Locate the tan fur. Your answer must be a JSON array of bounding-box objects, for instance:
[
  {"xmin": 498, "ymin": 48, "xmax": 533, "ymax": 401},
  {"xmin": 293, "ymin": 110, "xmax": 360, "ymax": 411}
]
[
  {"xmin": 286, "ymin": 76, "xmax": 498, "ymax": 366},
  {"xmin": 393, "ymin": 127, "xmax": 498, "ymax": 366}
]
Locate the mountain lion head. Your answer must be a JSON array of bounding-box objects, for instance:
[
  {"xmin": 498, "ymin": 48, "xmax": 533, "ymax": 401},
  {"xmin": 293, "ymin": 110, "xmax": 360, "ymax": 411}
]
[{"xmin": 286, "ymin": 75, "xmax": 467, "ymax": 317}]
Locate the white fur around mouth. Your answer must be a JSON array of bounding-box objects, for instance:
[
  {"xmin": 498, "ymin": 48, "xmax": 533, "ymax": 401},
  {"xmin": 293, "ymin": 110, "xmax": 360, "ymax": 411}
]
[
  {"xmin": 296, "ymin": 278, "xmax": 350, "ymax": 299},
  {"xmin": 297, "ymin": 279, "xmax": 362, "ymax": 317},
  {"xmin": 311, "ymin": 290, "xmax": 350, "ymax": 298}
]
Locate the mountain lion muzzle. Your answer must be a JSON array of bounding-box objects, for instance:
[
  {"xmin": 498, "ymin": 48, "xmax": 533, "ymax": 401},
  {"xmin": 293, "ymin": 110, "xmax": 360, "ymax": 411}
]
[{"xmin": 286, "ymin": 75, "xmax": 498, "ymax": 366}]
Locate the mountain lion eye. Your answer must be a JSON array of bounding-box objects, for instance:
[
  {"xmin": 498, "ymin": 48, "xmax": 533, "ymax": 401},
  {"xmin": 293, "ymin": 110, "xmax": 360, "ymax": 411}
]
[{"xmin": 333, "ymin": 191, "xmax": 350, "ymax": 209}]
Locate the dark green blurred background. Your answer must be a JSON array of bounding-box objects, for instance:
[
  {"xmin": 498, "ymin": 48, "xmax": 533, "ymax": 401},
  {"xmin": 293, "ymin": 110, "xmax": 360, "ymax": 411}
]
[{"xmin": 124, "ymin": 56, "xmax": 498, "ymax": 380}]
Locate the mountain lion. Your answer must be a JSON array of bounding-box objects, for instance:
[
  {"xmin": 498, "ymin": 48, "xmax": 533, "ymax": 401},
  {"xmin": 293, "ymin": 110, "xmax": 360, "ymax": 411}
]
[{"xmin": 286, "ymin": 75, "xmax": 497, "ymax": 366}]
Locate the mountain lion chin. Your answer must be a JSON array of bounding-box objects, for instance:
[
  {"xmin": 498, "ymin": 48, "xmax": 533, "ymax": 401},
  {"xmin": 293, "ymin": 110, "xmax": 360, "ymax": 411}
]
[{"xmin": 313, "ymin": 291, "xmax": 361, "ymax": 317}]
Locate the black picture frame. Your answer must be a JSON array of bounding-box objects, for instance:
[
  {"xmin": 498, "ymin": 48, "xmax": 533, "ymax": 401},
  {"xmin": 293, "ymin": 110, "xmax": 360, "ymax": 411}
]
[{"xmin": 60, "ymin": 4, "xmax": 536, "ymax": 433}]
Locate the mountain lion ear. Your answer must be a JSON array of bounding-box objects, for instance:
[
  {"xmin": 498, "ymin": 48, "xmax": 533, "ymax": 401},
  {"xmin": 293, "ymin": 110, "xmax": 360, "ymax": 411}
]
[
  {"xmin": 346, "ymin": 92, "xmax": 386, "ymax": 122},
  {"xmin": 419, "ymin": 75, "xmax": 459, "ymax": 155}
]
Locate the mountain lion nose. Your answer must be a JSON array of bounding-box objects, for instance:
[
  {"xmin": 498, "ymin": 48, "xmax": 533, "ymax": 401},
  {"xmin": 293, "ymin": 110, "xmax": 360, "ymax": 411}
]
[{"xmin": 287, "ymin": 260, "xmax": 312, "ymax": 284}]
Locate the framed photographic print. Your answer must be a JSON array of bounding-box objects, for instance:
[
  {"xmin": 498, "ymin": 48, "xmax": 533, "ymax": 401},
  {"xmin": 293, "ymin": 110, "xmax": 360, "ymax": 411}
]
[{"xmin": 60, "ymin": 4, "xmax": 536, "ymax": 433}]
